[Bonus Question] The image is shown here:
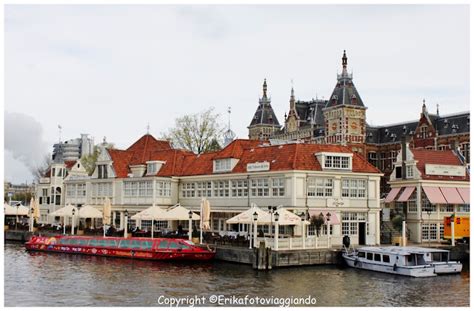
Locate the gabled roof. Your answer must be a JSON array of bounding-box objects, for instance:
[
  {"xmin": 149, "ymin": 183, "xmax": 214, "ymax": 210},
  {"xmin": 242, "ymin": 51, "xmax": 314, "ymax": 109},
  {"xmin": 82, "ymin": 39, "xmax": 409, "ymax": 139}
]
[
  {"xmin": 410, "ymin": 148, "xmax": 468, "ymax": 181},
  {"xmin": 126, "ymin": 134, "xmax": 172, "ymax": 165},
  {"xmin": 248, "ymin": 79, "xmax": 281, "ymax": 127}
]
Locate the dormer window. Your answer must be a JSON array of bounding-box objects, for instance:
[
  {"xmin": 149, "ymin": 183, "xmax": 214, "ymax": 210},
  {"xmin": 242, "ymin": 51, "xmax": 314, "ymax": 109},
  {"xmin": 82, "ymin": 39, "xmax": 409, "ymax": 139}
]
[
  {"xmin": 146, "ymin": 161, "xmax": 165, "ymax": 176},
  {"xmin": 407, "ymin": 165, "xmax": 414, "ymax": 178},
  {"xmin": 420, "ymin": 125, "xmax": 428, "ymax": 139},
  {"xmin": 317, "ymin": 152, "xmax": 352, "ymax": 170},
  {"xmin": 214, "ymin": 159, "xmax": 232, "ymax": 173},
  {"xmin": 98, "ymin": 164, "xmax": 108, "ymax": 179}
]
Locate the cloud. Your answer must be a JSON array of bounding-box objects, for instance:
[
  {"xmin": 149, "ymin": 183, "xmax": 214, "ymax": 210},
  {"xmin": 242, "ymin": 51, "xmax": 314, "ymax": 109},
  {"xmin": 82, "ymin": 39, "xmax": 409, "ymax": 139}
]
[{"xmin": 4, "ymin": 111, "xmax": 49, "ymax": 179}]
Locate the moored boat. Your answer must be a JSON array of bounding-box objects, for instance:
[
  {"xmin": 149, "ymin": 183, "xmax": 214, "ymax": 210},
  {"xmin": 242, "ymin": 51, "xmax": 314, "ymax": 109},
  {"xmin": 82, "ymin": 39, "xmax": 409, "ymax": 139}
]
[
  {"xmin": 403, "ymin": 247, "xmax": 463, "ymax": 274},
  {"xmin": 342, "ymin": 246, "xmax": 437, "ymax": 278},
  {"xmin": 25, "ymin": 235, "xmax": 216, "ymax": 261}
]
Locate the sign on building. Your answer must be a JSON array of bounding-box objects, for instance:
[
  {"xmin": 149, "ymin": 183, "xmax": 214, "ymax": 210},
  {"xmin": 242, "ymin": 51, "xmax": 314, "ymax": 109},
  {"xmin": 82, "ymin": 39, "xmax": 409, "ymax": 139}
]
[
  {"xmin": 425, "ymin": 164, "xmax": 465, "ymax": 177},
  {"xmin": 247, "ymin": 161, "xmax": 270, "ymax": 172}
]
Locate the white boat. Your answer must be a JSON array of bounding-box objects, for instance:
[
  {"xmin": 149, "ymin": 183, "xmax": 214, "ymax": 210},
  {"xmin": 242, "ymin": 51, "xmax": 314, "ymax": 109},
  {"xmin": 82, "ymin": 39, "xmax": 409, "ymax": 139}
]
[
  {"xmin": 403, "ymin": 247, "xmax": 463, "ymax": 274},
  {"xmin": 342, "ymin": 246, "xmax": 437, "ymax": 278}
]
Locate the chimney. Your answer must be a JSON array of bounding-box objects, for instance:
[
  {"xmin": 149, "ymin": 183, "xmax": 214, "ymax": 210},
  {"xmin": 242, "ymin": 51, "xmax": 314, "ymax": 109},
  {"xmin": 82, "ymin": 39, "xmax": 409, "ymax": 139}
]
[{"xmin": 401, "ymin": 135, "xmax": 407, "ymax": 180}]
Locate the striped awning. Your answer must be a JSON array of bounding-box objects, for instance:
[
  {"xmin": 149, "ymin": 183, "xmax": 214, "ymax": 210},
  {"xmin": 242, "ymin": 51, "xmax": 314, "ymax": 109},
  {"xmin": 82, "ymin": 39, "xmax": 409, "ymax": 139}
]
[
  {"xmin": 440, "ymin": 187, "xmax": 464, "ymax": 204},
  {"xmin": 397, "ymin": 187, "xmax": 415, "ymax": 202},
  {"xmin": 385, "ymin": 188, "xmax": 401, "ymax": 203},
  {"xmin": 422, "ymin": 186, "xmax": 447, "ymax": 204},
  {"xmin": 456, "ymin": 188, "xmax": 470, "ymax": 204}
]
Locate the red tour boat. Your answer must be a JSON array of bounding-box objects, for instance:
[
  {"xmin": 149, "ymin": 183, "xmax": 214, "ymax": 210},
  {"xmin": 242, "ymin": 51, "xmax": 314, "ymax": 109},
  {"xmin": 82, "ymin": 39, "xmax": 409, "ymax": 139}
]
[{"xmin": 25, "ymin": 235, "xmax": 216, "ymax": 261}]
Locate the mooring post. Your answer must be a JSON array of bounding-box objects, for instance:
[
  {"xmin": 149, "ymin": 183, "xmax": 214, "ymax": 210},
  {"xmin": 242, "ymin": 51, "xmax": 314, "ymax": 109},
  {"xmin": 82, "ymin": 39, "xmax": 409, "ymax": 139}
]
[
  {"xmin": 258, "ymin": 241, "xmax": 266, "ymax": 270},
  {"xmin": 267, "ymin": 247, "xmax": 272, "ymax": 270}
]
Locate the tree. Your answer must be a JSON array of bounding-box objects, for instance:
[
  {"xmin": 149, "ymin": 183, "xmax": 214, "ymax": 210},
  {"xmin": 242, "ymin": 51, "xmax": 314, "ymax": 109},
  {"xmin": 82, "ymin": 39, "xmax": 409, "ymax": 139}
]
[
  {"xmin": 162, "ymin": 107, "xmax": 225, "ymax": 154},
  {"xmin": 32, "ymin": 154, "xmax": 52, "ymax": 181},
  {"xmin": 310, "ymin": 214, "xmax": 325, "ymax": 237},
  {"xmin": 81, "ymin": 143, "xmax": 115, "ymax": 175}
]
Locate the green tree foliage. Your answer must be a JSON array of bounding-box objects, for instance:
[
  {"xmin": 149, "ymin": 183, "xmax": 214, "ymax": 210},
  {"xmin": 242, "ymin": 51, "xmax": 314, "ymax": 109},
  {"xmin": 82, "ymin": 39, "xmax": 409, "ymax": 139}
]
[
  {"xmin": 81, "ymin": 143, "xmax": 115, "ymax": 175},
  {"xmin": 162, "ymin": 107, "xmax": 225, "ymax": 154},
  {"xmin": 310, "ymin": 214, "xmax": 325, "ymax": 237}
]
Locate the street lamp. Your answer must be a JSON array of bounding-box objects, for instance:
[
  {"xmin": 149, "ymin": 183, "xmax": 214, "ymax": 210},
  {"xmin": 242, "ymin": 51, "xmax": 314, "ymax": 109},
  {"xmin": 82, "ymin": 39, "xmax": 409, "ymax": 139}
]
[
  {"xmin": 124, "ymin": 209, "xmax": 129, "ymax": 238},
  {"xmin": 319, "ymin": 212, "xmax": 324, "ymax": 237},
  {"xmin": 326, "ymin": 212, "xmax": 332, "ymax": 248},
  {"xmin": 188, "ymin": 210, "xmax": 193, "ymax": 241},
  {"xmin": 450, "ymin": 214, "xmax": 455, "ymax": 247},
  {"xmin": 268, "ymin": 206, "xmax": 276, "ymax": 239},
  {"xmin": 274, "ymin": 211, "xmax": 280, "ymax": 251},
  {"xmin": 15, "ymin": 203, "xmax": 20, "ymax": 230},
  {"xmin": 301, "ymin": 213, "xmax": 306, "ymax": 249},
  {"xmin": 253, "ymin": 211, "xmax": 258, "ymax": 249},
  {"xmin": 71, "ymin": 208, "xmax": 76, "ymax": 235},
  {"xmin": 426, "ymin": 208, "xmax": 432, "ymax": 247}
]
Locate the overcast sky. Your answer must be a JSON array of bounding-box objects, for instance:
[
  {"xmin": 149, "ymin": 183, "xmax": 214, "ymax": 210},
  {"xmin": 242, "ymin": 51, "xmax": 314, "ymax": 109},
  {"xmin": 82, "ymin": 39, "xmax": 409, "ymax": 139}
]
[{"xmin": 4, "ymin": 4, "xmax": 470, "ymax": 184}]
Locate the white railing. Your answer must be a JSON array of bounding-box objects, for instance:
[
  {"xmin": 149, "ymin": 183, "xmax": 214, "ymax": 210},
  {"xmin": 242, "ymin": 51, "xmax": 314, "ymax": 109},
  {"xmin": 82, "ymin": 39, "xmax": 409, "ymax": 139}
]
[{"xmin": 255, "ymin": 235, "xmax": 333, "ymax": 250}]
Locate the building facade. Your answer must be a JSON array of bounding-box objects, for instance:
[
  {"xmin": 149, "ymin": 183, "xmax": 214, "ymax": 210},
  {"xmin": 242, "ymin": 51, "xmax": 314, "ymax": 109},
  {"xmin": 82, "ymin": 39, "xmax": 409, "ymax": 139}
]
[
  {"xmin": 385, "ymin": 146, "xmax": 469, "ymax": 243},
  {"xmin": 248, "ymin": 51, "xmax": 470, "ymax": 195},
  {"xmin": 52, "ymin": 134, "xmax": 95, "ymax": 162},
  {"xmin": 58, "ymin": 134, "xmax": 383, "ymax": 246}
]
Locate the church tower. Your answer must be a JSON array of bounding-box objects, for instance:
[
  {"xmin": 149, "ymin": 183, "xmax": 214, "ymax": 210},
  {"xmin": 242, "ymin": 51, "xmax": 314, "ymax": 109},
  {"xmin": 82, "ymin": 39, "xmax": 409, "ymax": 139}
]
[
  {"xmin": 323, "ymin": 50, "xmax": 367, "ymax": 153},
  {"xmin": 285, "ymin": 86, "xmax": 300, "ymax": 133},
  {"xmin": 248, "ymin": 79, "xmax": 281, "ymax": 140}
]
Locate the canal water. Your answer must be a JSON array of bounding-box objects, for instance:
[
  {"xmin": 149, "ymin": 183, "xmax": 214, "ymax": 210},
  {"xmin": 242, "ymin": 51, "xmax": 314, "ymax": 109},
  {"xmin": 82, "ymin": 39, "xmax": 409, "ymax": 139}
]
[{"xmin": 4, "ymin": 242, "xmax": 469, "ymax": 307}]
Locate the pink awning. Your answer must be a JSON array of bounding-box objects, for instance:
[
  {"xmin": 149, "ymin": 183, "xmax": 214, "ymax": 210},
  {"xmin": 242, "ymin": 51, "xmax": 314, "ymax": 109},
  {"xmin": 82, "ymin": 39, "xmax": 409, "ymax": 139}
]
[
  {"xmin": 308, "ymin": 210, "xmax": 340, "ymax": 224},
  {"xmin": 422, "ymin": 186, "xmax": 447, "ymax": 204},
  {"xmin": 440, "ymin": 187, "xmax": 464, "ymax": 204},
  {"xmin": 385, "ymin": 188, "xmax": 401, "ymax": 203},
  {"xmin": 397, "ymin": 187, "xmax": 415, "ymax": 202},
  {"xmin": 457, "ymin": 188, "xmax": 470, "ymax": 204}
]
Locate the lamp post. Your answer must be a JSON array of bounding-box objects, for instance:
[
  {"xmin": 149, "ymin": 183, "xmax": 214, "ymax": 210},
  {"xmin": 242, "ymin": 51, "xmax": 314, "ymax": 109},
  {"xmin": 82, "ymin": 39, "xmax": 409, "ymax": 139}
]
[
  {"xmin": 450, "ymin": 214, "xmax": 455, "ymax": 247},
  {"xmin": 319, "ymin": 212, "xmax": 324, "ymax": 237},
  {"xmin": 253, "ymin": 211, "xmax": 258, "ymax": 249},
  {"xmin": 326, "ymin": 212, "xmax": 332, "ymax": 248},
  {"xmin": 301, "ymin": 213, "xmax": 306, "ymax": 249},
  {"xmin": 124, "ymin": 209, "xmax": 128, "ymax": 238},
  {"xmin": 188, "ymin": 210, "xmax": 193, "ymax": 241},
  {"xmin": 268, "ymin": 206, "xmax": 277, "ymax": 240},
  {"xmin": 15, "ymin": 204, "xmax": 19, "ymax": 230},
  {"xmin": 427, "ymin": 208, "xmax": 432, "ymax": 247},
  {"xmin": 274, "ymin": 211, "xmax": 280, "ymax": 251},
  {"xmin": 71, "ymin": 208, "xmax": 75, "ymax": 235}
]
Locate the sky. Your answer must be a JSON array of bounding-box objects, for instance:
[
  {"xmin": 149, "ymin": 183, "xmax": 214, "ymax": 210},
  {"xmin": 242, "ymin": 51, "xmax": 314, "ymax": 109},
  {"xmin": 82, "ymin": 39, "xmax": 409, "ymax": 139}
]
[{"xmin": 4, "ymin": 4, "xmax": 470, "ymax": 184}]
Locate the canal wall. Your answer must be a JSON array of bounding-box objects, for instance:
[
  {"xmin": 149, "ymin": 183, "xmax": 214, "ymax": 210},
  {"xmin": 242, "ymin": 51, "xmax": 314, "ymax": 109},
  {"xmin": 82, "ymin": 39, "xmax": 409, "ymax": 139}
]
[
  {"xmin": 5, "ymin": 230, "xmax": 58, "ymax": 242},
  {"xmin": 215, "ymin": 244, "xmax": 342, "ymax": 269}
]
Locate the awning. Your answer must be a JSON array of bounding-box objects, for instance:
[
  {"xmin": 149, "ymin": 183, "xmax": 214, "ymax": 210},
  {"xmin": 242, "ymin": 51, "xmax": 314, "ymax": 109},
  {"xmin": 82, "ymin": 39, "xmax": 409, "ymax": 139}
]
[
  {"xmin": 385, "ymin": 188, "xmax": 401, "ymax": 203},
  {"xmin": 422, "ymin": 186, "xmax": 447, "ymax": 204},
  {"xmin": 308, "ymin": 210, "xmax": 340, "ymax": 225},
  {"xmin": 397, "ymin": 187, "xmax": 415, "ymax": 202},
  {"xmin": 440, "ymin": 188, "xmax": 464, "ymax": 204},
  {"xmin": 456, "ymin": 188, "xmax": 470, "ymax": 204}
]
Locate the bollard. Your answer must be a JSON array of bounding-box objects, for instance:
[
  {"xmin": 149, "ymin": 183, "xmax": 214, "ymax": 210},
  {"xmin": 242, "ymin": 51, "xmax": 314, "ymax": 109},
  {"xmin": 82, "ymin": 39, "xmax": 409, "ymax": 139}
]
[{"xmin": 267, "ymin": 247, "xmax": 272, "ymax": 270}]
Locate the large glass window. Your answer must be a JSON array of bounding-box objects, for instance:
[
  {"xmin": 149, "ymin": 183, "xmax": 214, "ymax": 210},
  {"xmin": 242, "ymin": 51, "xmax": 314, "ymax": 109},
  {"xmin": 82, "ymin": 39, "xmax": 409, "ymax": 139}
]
[
  {"xmin": 324, "ymin": 155, "xmax": 350, "ymax": 169},
  {"xmin": 272, "ymin": 178, "xmax": 285, "ymax": 197},
  {"xmin": 196, "ymin": 181, "xmax": 212, "ymax": 198},
  {"xmin": 231, "ymin": 180, "xmax": 248, "ymax": 197},
  {"xmin": 341, "ymin": 179, "xmax": 366, "ymax": 198},
  {"xmin": 307, "ymin": 177, "xmax": 333, "ymax": 197},
  {"xmin": 156, "ymin": 181, "xmax": 171, "ymax": 197},
  {"xmin": 251, "ymin": 179, "xmax": 269, "ymax": 197},
  {"xmin": 213, "ymin": 181, "xmax": 230, "ymax": 197},
  {"xmin": 182, "ymin": 183, "xmax": 195, "ymax": 198}
]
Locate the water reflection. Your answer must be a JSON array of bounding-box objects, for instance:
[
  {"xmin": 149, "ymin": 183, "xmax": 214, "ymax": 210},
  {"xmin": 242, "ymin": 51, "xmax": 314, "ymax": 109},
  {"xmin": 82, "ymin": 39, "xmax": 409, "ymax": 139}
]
[{"xmin": 4, "ymin": 242, "xmax": 469, "ymax": 307}]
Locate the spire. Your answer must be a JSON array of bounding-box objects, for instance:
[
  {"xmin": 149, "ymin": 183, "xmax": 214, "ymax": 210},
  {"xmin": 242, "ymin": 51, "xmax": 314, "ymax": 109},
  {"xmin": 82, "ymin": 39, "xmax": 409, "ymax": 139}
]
[
  {"xmin": 437, "ymin": 104, "xmax": 439, "ymax": 117},
  {"xmin": 262, "ymin": 78, "xmax": 268, "ymax": 99},
  {"xmin": 289, "ymin": 86, "xmax": 296, "ymax": 110},
  {"xmin": 342, "ymin": 50, "xmax": 347, "ymax": 69},
  {"xmin": 422, "ymin": 98, "xmax": 427, "ymax": 114}
]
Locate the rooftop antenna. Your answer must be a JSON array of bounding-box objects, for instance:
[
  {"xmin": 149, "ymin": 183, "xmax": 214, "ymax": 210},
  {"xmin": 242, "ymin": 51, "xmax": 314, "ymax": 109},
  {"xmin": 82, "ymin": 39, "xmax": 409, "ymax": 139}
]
[
  {"xmin": 227, "ymin": 107, "xmax": 231, "ymax": 131},
  {"xmin": 436, "ymin": 104, "xmax": 440, "ymax": 117},
  {"xmin": 58, "ymin": 125, "xmax": 62, "ymax": 143},
  {"xmin": 146, "ymin": 123, "xmax": 150, "ymax": 134}
]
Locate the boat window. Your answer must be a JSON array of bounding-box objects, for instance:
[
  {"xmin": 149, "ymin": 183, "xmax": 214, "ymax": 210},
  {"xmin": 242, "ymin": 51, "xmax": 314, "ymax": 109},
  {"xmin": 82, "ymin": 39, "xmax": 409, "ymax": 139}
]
[
  {"xmin": 98, "ymin": 239, "xmax": 108, "ymax": 247},
  {"xmin": 130, "ymin": 240, "xmax": 142, "ymax": 249},
  {"xmin": 77, "ymin": 239, "xmax": 89, "ymax": 246},
  {"xmin": 374, "ymin": 254, "xmax": 381, "ymax": 261},
  {"xmin": 141, "ymin": 241, "xmax": 153, "ymax": 250},
  {"xmin": 383, "ymin": 255, "xmax": 390, "ymax": 263},
  {"xmin": 89, "ymin": 240, "xmax": 100, "ymax": 247},
  {"xmin": 158, "ymin": 241, "xmax": 168, "ymax": 249},
  {"xmin": 59, "ymin": 238, "xmax": 68, "ymax": 244},
  {"xmin": 168, "ymin": 242, "xmax": 179, "ymax": 249},
  {"xmin": 357, "ymin": 252, "xmax": 365, "ymax": 258},
  {"xmin": 180, "ymin": 243, "xmax": 191, "ymax": 250},
  {"xmin": 105, "ymin": 240, "xmax": 118, "ymax": 247},
  {"xmin": 119, "ymin": 240, "xmax": 131, "ymax": 249},
  {"xmin": 366, "ymin": 253, "xmax": 373, "ymax": 260}
]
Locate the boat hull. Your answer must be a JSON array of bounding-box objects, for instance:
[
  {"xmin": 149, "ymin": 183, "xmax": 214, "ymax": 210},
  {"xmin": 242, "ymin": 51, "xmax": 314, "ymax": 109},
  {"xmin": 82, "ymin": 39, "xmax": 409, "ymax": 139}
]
[
  {"xmin": 343, "ymin": 254, "xmax": 436, "ymax": 278},
  {"xmin": 25, "ymin": 237, "xmax": 215, "ymax": 261},
  {"xmin": 432, "ymin": 262, "xmax": 463, "ymax": 274}
]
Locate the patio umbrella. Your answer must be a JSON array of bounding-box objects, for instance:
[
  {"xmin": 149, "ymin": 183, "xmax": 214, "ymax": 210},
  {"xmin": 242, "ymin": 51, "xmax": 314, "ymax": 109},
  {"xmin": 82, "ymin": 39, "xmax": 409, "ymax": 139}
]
[
  {"xmin": 78, "ymin": 205, "xmax": 103, "ymax": 218},
  {"xmin": 201, "ymin": 198, "xmax": 211, "ymax": 230},
  {"xmin": 162, "ymin": 204, "xmax": 200, "ymax": 221},
  {"xmin": 131, "ymin": 205, "xmax": 169, "ymax": 221},
  {"xmin": 226, "ymin": 204, "xmax": 271, "ymax": 225},
  {"xmin": 102, "ymin": 198, "xmax": 112, "ymax": 237},
  {"xmin": 4, "ymin": 203, "xmax": 29, "ymax": 216},
  {"xmin": 49, "ymin": 204, "xmax": 76, "ymax": 217},
  {"xmin": 33, "ymin": 197, "xmax": 41, "ymax": 222}
]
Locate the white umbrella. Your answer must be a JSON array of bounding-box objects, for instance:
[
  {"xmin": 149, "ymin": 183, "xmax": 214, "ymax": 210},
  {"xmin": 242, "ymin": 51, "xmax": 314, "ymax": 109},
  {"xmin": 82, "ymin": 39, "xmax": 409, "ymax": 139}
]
[
  {"xmin": 226, "ymin": 204, "xmax": 270, "ymax": 225},
  {"xmin": 49, "ymin": 204, "xmax": 76, "ymax": 217},
  {"xmin": 162, "ymin": 204, "xmax": 200, "ymax": 221},
  {"xmin": 4, "ymin": 203, "xmax": 29, "ymax": 216},
  {"xmin": 131, "ymin": 205, "xmax": 169, "ymax": 220},
  {"xmin": 102, "ymin": 198, "xmax": 112, "ymax": 225},
  {"xmin": 77, "ymin": 205, "xmax": 103, "ymax": 218},
  {"xmin": 33, "ymin": 197, "xmax": 41, "ymax": 222},
  {"xmin": 201, "ymin": 198, "xmax": 211, "ymax": 230}
]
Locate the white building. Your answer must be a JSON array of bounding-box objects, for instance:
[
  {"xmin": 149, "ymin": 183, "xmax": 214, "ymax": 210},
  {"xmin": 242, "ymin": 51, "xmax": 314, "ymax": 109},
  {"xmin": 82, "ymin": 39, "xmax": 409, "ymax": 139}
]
[
  {"xmin": 385, "ymin": 145, "xmax": 470, "ymax": 243},
  {"xmin": 61, "ymin": 134, "xmax": 383, "ymax": 246},
  {"xmin": 52, "ymin": 134, "xmax": 94, "ymax": 162}
]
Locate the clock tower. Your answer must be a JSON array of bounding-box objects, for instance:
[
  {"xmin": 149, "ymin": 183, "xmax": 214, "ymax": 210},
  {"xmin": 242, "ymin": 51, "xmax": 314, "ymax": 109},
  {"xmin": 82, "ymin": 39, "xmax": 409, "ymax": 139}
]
[{"xmin": 323, "ymin": 50, "xmax": 367, "ymax": 154}]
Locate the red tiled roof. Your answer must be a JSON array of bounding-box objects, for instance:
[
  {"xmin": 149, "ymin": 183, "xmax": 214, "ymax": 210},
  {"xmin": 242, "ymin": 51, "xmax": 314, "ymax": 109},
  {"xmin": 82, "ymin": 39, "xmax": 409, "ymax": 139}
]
[
  {"xmin": 64, "ymin": 160, "xmax": 77, "ymax": 169},
  {"xmin": 410, "ymin": 148, "xmax": 468, "ymax": 181},
  {"xmin": 107, "ymin": 136, "xmax": 381, "ymax": 178},
  {"xmin": 126, "ymin": 134, "xmax": 172, "ymax": 165}
]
